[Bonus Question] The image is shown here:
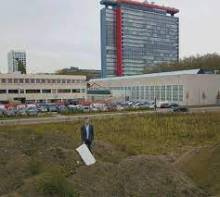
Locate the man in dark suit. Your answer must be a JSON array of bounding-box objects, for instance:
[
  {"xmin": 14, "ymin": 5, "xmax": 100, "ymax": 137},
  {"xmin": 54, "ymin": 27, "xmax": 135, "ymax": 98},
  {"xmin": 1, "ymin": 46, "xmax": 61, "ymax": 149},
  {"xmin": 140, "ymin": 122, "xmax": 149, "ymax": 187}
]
[{"xmin": 81, "ymin": 118, "xmax": 94, "ymax": 152}]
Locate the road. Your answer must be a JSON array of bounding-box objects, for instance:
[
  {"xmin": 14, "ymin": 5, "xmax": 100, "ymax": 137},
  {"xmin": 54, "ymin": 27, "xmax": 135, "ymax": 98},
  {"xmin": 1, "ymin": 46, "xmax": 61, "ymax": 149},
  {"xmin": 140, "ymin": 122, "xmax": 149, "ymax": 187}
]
[{"xmin": 0, "ymin": 106, "xmax": 220, "ymax": 126}]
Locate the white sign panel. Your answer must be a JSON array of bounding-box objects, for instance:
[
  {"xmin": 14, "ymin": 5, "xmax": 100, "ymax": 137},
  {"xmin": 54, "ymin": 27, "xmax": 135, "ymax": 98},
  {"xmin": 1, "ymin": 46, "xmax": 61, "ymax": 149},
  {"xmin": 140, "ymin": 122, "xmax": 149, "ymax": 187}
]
[{"xmin": 76, "ymin": 144, "xmax": 96, "ymax": 166}]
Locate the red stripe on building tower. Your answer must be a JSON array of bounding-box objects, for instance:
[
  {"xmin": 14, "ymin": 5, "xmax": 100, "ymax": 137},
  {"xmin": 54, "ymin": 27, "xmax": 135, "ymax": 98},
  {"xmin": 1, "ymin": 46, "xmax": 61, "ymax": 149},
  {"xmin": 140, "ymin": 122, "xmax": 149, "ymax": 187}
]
[{"xmin": 115, "ymin": 7, "xmax": 123, "ymax": 76}]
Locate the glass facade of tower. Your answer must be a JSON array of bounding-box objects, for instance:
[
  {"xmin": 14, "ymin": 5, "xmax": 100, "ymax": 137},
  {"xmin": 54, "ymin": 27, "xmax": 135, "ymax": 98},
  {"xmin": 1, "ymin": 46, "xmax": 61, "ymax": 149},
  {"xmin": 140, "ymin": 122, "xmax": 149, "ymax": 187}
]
[
  {"xmin": 101, "ymin": 0, "xmax": 179, "ymax": 78},
  {"xmin": 8, "ymin": 50, "xmax": 26, "ymax": 73}
]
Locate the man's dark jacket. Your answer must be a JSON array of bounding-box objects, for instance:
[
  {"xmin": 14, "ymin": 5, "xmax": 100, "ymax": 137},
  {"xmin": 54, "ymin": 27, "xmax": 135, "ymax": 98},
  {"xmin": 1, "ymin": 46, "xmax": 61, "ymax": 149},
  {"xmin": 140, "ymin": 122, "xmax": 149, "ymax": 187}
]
[{"xmin": 81, "ymin": 124, "xmax": 94, "ymax": 143}]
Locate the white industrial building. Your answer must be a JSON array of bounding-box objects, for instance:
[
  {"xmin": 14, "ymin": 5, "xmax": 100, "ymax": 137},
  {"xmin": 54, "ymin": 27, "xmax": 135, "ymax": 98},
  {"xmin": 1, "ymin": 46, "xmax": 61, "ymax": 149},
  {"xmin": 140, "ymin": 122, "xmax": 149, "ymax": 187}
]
[
  {"xmin": 0, "ymin": 73, "xmax": 86, "ymax": 103},
  {"xmin": 90, "ymin": 69, "xmax": 220, "ymax": 106}
]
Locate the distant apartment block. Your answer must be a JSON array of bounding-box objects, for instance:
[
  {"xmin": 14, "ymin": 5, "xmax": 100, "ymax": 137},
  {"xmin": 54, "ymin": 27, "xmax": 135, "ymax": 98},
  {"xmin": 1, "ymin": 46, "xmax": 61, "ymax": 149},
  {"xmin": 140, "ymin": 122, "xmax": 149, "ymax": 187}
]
[
  {"xmin": 100, "ymin": 0, "xmax": 179, "ymax": 78},
  {"xmin": 8, "ymin": 50, "xmax": 26, "ymax": 73}
]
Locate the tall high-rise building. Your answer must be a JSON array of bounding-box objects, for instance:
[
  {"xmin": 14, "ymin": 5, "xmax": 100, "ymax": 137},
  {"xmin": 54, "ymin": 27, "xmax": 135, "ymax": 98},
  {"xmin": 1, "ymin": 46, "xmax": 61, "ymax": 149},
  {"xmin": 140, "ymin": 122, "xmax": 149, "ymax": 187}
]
[
  {"xmin": 100, "ymin": 0, "xmax": 179, "ymax": 78},
  {"xmin": 8, "ymin": 50, "xmax": 26, "ymax": 73}
]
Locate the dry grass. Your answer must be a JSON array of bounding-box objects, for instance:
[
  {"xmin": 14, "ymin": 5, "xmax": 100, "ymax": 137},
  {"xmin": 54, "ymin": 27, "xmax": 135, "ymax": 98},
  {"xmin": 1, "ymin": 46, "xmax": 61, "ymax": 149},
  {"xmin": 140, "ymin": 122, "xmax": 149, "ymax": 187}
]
[
  {"xmin": 175, "ymin": 145, "xmax": 220, "ymax": 196},
  {"xmin": 0, "ymin": 112, "xmax": 220, "ymax": 196}
]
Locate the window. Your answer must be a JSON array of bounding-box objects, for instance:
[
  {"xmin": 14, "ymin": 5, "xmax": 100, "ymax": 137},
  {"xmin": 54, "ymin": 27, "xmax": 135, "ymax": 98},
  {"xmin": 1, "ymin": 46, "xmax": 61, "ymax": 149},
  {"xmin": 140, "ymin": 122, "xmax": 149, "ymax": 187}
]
[
  {"xmin": 42, "ymin": 89, "xmax": 51, "ymax": 94},
  {"xmin": 20, "ymin": 89, "xmax": 24, "ymax": 94},
  {"xmin": 19, "ymin": 79, "xmax": 24, "ymax": 83},
  {"xmin": 26, "ymin": 89, "xmax": 41, "ymax": 94},
  {"xmin": 179, "ymin": 85, "xmax": 183, "ymax": 102},
  {"xmin": 131, "ymin": 87, "xmax": 135, "ymax": 100},
  {"xmin": 172, "ymin": 85, "xmax": 178, "ymax": 101},
  {"xmin": 1, "ymin": 79, "xmax": 6, "ymax": 83},
  {"xmin": 135, "ymin": 86, "xmax": 139, "ymax": 100},
  {"xmin": 25, "ymin": 79, "xmax": 30, "ymax": 83},
  {"xmin": 58, "ymin": 89, "xmax": 71, "ymax": 93},
  {"xmin": 31, "ymin": 79, "xmax": 35, "ymax": 83},
  {"xmin": 72, "ymin": 89, "xmax": 80, "ymax": 93},
  {"xmin": 81, "ymin": 89, "xmax": 86, "ymax": 93},
  {"xmin": 128, "ymin": 87, "xmax": 132, "ymax": 97},
  {"xmin": 41, "ymin": 79, "xmax": 45, "ymax": 83},
  {"xmin": 36, "ymin": 79, "xmax": 41, "ymax": 83},
  {"xmin": 166, "ymin": 86, "xmax": 172, "ymax": 101},
  {"xmin": 155, "ymin": 86, "xmax": 160, "ymax": 100},
  {"xmin": 8, "ymin": 79, "xmax": 12, "ymax": 83},
  {"xmin": 0, "ymin": 90, "xmax": 6, "ymax": 94},
  {"xmin": 8, "ymin": 89, "xmax": 19, "ymax": 94},
  {"xmin": 145, "ymin": 86, "xmax": 149, "ymax": 100},
  {"xmin": 161, "ymin": 86, "xmax": 165, "ymax": 101},
  {"xmin": 141, "ymin": 86, "xmax": 144, "ymax": 100},
  {"xmin": 150, "ymin": 86, "xmax": 155, "ymax": 101},
  {"xmin": 62, "ymin": 79, "xmax": 66, "ymax": 84},
  {"xmin": 14, "ymin": 79, "xmax": 19, "ymax": 83}
]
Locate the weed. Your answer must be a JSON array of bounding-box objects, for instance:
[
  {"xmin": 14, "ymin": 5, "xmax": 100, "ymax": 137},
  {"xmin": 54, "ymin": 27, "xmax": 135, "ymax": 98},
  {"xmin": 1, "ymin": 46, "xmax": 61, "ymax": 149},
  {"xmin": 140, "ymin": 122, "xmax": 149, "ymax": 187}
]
[
  {"xmin": 27, "ymin": 159, "xmax": 42, "ymax": 176},
  {"xmin": 36, "ymin": 167, "xmax": 78, "ymax": 196}
]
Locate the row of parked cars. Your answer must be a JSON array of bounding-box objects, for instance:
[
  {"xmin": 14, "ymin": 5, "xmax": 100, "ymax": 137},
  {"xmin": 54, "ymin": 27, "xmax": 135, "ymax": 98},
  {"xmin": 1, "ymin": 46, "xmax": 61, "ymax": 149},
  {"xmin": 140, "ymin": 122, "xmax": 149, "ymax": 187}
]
[
  {"xmin": 0, "ymin": 103, "xmax": 66, "ymax": 117},
  {"xmin": 112, "ymin": 101, "xmax": 189, "ymax": 112},
  {"xmin": 0, "ymin": 100, "xmax": 189, "ymax": 117}
]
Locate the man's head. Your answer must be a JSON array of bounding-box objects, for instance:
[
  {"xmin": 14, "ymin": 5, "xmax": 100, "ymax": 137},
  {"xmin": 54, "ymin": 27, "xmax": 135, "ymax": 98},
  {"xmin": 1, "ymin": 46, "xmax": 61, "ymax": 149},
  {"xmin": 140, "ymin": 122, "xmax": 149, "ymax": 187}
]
[{"xmin": 85, "ymin": 117, "xmax": 90, "ymax": 125}]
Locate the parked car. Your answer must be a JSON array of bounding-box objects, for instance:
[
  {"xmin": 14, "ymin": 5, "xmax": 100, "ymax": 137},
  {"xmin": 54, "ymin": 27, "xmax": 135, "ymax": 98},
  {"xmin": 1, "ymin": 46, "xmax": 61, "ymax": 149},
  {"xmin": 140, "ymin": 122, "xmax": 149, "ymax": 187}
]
[
  {"xmin": 0, "ymin": 105, "xmax": 6, "ymax": 110},
  {"xmin": 47, "ymin": 104, "xmax": 58, "ymax": 112},
  {"xmin": 116, "ymin": 105, "xmax": 124, "ymax": 111},
  {"xmin": 26, "ymin": 108, "xmax": 38, "ymax": 116},
  {"xmin": 81, "ymin": 106, "xmax": 90, "ymax": 112},
  {"xmin": 4, "ymin": 109, "xmax": 17, "ymax": 117},
  {"xmin": 171, "ymin": 106, "xmax": 189, "ymax": 112},
  {"xmin": 0, "ymin": 108, "xmax": 6, "ymax": 116},
  {"xmin": 38, "ymin": 106, "xmax": 48, "ymax": 113},
  {"xmin": 149, "ymin": 102, "xmax": 157, "ymax": 109},
  {"xmin": 90, "ymin": 107, "xmax": 99, "ymax": 112},
  {"xmin": 160, "ymin": 103, "xmax": 170, "ymax": 108},
  {"xmin": 17, "ymin": 108, "xmax": 27, "ymax": 116},
  {"xmin": 139, "ymin": 101, "xmax": 151, "ymax": 109},
  {"xmin": 132, "ymin": 102, "xmax": 142, "ymax": 109},
  {"xmin": 169, "ymin": 103, "xmax": 179, "ymax": 108},
  {"xmin": 57, "ymin": 105, "xmax": 68, "ymax": 113}
]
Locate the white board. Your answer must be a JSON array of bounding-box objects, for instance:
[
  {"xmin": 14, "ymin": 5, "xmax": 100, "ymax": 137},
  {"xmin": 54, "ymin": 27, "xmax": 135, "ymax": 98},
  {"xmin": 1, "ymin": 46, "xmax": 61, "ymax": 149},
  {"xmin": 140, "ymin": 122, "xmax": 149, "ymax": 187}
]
[{"xmin": 76, "ymin": 144, "xmax": 96, "ymax": 166}]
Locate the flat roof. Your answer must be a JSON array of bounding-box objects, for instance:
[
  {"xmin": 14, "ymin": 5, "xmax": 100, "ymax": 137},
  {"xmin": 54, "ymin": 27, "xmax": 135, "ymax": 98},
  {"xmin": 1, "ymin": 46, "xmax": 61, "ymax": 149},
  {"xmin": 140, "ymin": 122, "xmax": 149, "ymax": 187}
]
[
  {"xmin": 0, "ymin": 73, "xmax": 86, "ymax": 79},
  {"xmin": 101, "ymin": 0, "xmax": 179, "ymax": 15},
  {"xmin": 91, "ymin": 69, "xmax": 204, "ymax": 82}
]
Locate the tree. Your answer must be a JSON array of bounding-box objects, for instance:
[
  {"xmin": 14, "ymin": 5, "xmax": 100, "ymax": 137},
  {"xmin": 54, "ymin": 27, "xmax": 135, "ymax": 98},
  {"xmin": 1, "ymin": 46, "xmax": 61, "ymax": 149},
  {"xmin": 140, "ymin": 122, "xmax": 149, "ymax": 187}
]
[
  {"xmin": 144, "ymin": 53, "xmax": 220, "ymax": 74},
  {"xmin": 15, "ymin": 58, "xmax": 26, "ymax": 74}
]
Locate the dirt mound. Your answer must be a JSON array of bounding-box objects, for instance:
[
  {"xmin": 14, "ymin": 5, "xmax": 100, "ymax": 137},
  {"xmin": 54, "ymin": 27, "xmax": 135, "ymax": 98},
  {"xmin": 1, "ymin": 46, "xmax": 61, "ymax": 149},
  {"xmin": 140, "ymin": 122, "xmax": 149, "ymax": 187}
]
[
  {"xmin": 93, "ymin": 140, "xmax": 129, "ymax": 163},
  {"xmin": 71, "ymin": 155, "xmax": 207, "ymax": 197},
  {"xmin": 0, "ymin": 130, "xmax": 208, "ymax": 197},
  {"xmin": 175, "ymin": 145, "xmax": 220, "ymax": 196}
]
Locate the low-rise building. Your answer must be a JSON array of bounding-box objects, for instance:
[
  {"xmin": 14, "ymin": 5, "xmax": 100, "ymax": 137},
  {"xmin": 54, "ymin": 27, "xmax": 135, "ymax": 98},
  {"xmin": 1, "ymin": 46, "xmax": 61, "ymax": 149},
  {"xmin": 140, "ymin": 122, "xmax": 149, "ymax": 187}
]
[
  {"xmin": 0, "ymin": 73, "xmax": 86, "ymax": 103},
  {"xmin": 90, "ymin": 69, "xmax": 220, "ymax": 106}
]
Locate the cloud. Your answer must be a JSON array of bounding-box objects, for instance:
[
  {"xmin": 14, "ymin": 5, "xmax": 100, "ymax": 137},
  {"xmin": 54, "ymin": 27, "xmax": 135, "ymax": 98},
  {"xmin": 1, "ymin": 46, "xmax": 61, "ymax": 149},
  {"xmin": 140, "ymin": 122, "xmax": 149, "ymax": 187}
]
[{"xmin": 0, "ymin": 0, "xmax": 219, "ymax": 73}]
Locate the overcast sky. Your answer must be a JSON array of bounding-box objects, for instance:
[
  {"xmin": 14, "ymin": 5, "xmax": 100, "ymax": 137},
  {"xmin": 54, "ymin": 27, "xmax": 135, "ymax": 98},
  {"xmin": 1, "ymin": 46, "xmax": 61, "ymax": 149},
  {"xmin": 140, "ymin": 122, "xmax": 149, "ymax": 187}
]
[{"xmin": 0, "ymin": 0, "xmax": 220, "ymax": 73}]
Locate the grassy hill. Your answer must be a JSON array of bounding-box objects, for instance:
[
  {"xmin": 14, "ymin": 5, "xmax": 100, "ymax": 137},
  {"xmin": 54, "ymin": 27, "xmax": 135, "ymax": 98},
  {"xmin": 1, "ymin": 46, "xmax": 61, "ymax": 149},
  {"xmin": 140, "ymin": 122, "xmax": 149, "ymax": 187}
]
[
  {"xmin": 175, "ymin": 145, "xmax": 220, "ymax": 196},
  {"xmin": 144, "ymin": 53, "xmax": 220, "ymax": 74},
  {"xmin": 56, "ymin": 67, "xmax": 100, "ymax": 80},
  {"xmin": 0, "ymin": 112, "xmax": 220, "ymax": 196}
]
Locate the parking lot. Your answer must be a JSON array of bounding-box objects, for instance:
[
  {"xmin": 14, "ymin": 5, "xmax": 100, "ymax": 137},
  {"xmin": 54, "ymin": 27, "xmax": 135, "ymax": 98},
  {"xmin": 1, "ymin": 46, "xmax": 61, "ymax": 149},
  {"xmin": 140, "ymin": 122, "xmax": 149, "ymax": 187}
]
[{"xmin": 0, "ymin": 100, "xmax": 191, "ymax": 119}]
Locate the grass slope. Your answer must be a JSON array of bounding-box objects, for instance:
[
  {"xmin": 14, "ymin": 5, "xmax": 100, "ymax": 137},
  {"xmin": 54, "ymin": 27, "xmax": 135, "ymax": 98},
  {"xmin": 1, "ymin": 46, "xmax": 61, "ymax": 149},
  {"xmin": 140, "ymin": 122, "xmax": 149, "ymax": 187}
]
[
  {"xmin": 0, "ymin": 112, "xmax": 219, "ymax": 196},
  {"xmin": 175, "ymin": 145, "xmax": 220, "ymax": 196}
]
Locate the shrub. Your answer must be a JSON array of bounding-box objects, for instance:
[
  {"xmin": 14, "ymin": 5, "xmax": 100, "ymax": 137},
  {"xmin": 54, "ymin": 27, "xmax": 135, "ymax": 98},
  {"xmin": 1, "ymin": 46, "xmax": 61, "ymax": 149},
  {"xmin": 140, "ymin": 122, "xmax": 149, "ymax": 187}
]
[
  {"xmin": 27, "ymin": 159, "xmax": 42, "ymax": 176},
  {"xmin": 36, "ymin": 167, "xmax": 78, "ymax": 196}
]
